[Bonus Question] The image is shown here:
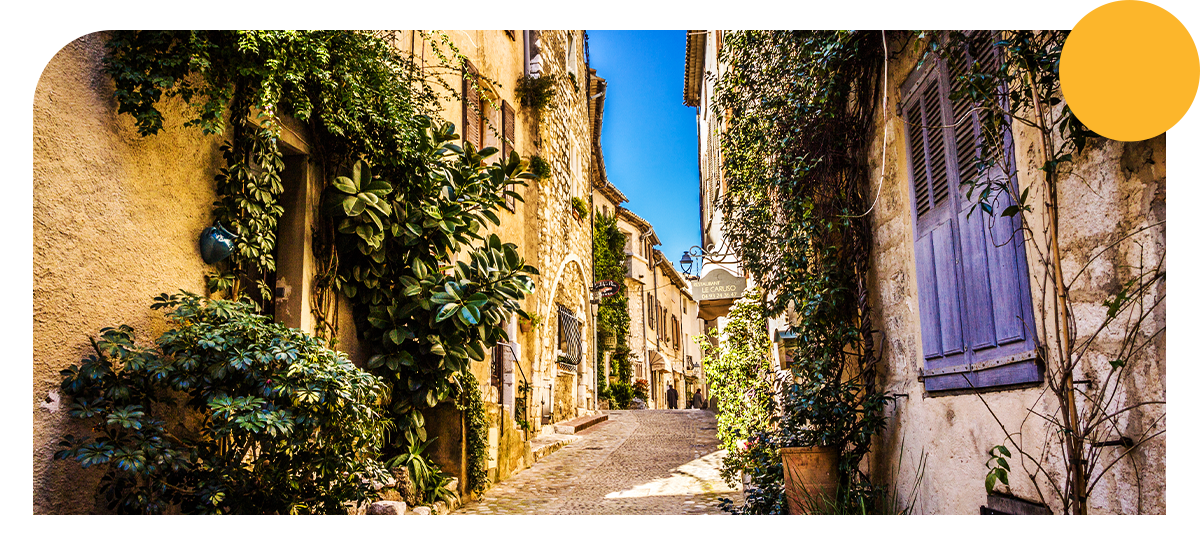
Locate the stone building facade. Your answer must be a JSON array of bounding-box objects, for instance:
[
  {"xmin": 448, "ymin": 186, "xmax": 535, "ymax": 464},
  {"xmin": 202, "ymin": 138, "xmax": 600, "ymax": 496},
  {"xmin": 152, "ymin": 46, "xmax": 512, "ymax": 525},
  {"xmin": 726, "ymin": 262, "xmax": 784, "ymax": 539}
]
[
  {"xmin": 614, "ymin": 208, "xmax": 704, "ymax": 409},
  {"xmin": 684, "ymin": 30, "xmax": 1166, "ymax": 514},
  {"xmin": 32, "ymin": 30, "xmax": 602, "ymax": 513},
  {"xmin": 390, "ymin": 30, "xmax": 599, "ymax": 484}
]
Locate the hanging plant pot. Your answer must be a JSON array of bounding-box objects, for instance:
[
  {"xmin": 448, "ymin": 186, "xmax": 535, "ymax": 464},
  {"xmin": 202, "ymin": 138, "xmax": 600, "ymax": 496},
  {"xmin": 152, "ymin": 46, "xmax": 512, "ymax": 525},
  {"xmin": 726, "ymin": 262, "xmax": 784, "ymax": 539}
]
[
  {"xmin": 780, "ymin": 446, "xmax": 840, "ymax": 514},
  {"xmin": 199, "ymin": 222, "xmax": 239, "ymax": 265}
]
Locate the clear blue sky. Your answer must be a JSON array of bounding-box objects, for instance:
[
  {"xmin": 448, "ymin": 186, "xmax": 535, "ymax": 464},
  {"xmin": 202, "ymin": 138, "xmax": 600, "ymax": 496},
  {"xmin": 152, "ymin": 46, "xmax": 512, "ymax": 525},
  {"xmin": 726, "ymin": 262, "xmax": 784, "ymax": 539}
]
[{"xmin": 587, "ymin": 30, "xmax": 700, "ymax": 275}]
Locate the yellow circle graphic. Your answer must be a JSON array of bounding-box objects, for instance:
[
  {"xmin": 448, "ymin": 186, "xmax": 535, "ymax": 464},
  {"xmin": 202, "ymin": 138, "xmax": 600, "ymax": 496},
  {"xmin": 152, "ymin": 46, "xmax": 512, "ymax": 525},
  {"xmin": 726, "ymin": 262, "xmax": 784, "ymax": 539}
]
[{"xmin": 1061, "ymin": 1, "xmax": 1199, "ymax": 142}]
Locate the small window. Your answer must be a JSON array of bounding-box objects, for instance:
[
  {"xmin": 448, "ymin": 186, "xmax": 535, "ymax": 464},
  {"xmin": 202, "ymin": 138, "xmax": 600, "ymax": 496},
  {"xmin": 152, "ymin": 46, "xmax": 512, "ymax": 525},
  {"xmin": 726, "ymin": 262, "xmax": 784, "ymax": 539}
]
[
  {"xmin": 557, "ymin": 304, "xmax": 582, "ymax": 365},
  {"xmin": 462, "ymin": 59, "xmax": 482, "ymax": 149},
  {"xmin": 524, "ymin": 30, "xmax": 542, "ymax": 78},
  {"xmin": 567, "ymin": 33, "xmax": 577, "ymax": 77}
]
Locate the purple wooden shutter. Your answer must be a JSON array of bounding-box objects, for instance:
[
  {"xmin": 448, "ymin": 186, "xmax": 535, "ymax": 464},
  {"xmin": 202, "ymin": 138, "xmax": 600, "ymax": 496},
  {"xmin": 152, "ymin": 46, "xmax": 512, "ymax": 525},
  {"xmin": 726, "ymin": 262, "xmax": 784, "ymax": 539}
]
[
  {"xmin": 938, "ymin": 32, "xmax": 1040, "ymax": 391},
  {"xmin": 908, "ymin": 33, "xmax": 1040, "ymax": 392},
  {"xmin": 463, "ymin": 60, "xmax": 482, "ymax": 149},
  {"xmin": 907, "ymin": 66, "xmax": 967, "ymax": 373}
]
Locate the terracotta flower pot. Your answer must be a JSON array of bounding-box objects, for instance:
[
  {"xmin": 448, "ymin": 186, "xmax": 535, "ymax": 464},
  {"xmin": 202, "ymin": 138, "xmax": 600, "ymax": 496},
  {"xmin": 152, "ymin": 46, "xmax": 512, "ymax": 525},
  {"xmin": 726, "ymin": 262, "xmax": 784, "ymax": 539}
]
[{"xmin": 780, "ymin": 446, "xmax": 839, "ymax": 514}]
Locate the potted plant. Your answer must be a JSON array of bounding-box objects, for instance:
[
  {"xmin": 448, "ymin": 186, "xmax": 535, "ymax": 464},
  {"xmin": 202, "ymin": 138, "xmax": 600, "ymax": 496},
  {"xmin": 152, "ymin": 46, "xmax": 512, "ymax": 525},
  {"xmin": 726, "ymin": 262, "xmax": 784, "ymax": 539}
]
[
  {"xmin": 775, "ymin": 360, "xmax": 890, "ymax": 514},
  {"xmin": 570, "ymin": 197, "xmax": 588, "ymax": 222},
  {"xmin": 519, "ymin": 311, "xmax": 542, "ymax": 333}
]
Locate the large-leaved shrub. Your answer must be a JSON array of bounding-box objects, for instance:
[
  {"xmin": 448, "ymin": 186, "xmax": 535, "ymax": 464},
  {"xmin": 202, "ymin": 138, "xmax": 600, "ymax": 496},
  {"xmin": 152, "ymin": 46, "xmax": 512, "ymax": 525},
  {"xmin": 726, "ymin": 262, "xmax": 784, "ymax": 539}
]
[{"xmin": 55, "ymin": 292, "xmax": 389, "ymax": 514}]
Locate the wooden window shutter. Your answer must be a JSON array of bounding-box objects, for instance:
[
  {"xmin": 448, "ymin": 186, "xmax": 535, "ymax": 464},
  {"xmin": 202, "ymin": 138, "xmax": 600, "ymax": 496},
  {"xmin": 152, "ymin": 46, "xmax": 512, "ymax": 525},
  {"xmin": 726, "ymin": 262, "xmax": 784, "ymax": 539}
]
[
  {"xmin": 906, "ymin": 66, "xmax": 966, "ymax": 375},
  {"xmin": 502, "ymin": 100, "xmax": 517, "ymax": 211},
  {"xmin": 903, "ymin": 43, "xmax": 1041, "ymax": 392},
  {"xmin": 462, "ymin": 59, "xmax": 482, "ymax": 149}
]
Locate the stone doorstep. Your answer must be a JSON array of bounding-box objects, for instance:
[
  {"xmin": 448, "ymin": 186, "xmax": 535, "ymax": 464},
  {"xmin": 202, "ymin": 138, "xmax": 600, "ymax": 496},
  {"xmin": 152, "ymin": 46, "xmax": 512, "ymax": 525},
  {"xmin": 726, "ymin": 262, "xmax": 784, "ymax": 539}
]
[
  {"xmin": 529, "ymin": 433, "xmax": 581, "ymax": 462},
  {"xmin": 552, "ymin": 413, "xmax": 609, "ymax": 435}
]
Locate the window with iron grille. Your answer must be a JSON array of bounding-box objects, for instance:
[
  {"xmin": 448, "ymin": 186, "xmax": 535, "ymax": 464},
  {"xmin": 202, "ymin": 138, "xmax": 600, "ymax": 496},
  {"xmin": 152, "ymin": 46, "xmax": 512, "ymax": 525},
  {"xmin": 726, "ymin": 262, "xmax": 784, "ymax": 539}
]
[
  {"xmin": 556, "ymin": 304, "xmax": 582, "ymax": 365},
  {"xmin": 902, "ymin": 32, "xmax": 1040, "ymax": 392}
]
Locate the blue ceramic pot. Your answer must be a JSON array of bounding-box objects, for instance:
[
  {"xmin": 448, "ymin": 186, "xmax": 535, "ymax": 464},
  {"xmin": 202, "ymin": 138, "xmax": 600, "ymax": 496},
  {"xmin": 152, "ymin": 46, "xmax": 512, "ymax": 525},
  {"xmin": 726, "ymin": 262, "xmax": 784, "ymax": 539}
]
[{"xmin": 199, "ymin": 222, "xmax": 238, "ymax": 264}]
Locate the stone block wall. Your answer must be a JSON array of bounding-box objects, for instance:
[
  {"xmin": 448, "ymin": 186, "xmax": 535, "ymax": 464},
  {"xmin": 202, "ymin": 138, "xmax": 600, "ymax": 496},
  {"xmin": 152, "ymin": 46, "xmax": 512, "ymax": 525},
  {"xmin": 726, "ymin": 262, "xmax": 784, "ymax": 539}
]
[{"xmin": 864, "ymin": 33, "xmax": 1166, "ymax": 514}]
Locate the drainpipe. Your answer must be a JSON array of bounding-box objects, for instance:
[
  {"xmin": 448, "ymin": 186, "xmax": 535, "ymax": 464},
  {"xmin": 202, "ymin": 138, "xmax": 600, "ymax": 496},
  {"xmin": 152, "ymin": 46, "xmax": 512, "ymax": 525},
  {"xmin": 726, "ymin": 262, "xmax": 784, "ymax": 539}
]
[{"xmin": 652, "ymin": 251, "xmax": 662, "ymax": 408}]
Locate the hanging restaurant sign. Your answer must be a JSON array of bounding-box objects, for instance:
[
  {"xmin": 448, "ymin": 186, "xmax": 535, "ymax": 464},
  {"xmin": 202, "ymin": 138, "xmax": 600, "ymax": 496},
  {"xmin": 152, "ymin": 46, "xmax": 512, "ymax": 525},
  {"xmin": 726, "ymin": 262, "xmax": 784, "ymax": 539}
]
[
  {"xmin": 695, "ymin": 268, "xmax": 747, "ymax": 302},
  {"xmin": 592, "ymin": 280, "xmax": 620, "ymax": 298}
]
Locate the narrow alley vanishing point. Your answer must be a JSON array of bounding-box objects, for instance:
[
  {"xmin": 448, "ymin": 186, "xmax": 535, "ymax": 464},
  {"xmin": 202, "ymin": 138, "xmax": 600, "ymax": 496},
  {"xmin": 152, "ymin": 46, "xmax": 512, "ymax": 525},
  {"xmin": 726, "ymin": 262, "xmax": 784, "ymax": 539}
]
[{"xmin": 455, "ymin": 409, "xmax": 742, "ymax": 515}]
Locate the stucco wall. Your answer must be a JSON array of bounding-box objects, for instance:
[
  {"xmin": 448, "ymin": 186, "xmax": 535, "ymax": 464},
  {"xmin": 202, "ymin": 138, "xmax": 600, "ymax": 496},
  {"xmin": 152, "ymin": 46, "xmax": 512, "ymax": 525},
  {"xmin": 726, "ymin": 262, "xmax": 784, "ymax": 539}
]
[
  {"xmin": 33, "ymin": 32, "xmax": 226, "ymax": 514},
  {"xmin": 34, "ymin": 32, "xmax": 369, "ymax": 514},
  {"xmin": 866, "ymin": 34, "xmax": 1166, "ymax": 514}
]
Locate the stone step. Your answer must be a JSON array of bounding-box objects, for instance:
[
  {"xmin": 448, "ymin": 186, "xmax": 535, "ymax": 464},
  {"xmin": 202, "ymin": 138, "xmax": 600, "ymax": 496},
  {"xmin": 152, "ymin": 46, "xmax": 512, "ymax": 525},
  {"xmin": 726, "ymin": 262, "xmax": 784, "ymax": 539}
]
[
  {"xmin": 553, "ymin": 413, "xmax": 609, "ymax": 434},
  {"xmin": 529, "ymin": 432, "xmax": 580, "ymax": 462}
]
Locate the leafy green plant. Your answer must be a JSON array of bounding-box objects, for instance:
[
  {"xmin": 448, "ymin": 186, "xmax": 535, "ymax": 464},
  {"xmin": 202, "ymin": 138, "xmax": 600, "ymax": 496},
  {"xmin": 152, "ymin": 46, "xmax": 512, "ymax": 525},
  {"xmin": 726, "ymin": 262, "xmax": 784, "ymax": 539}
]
[
  {"xmin": 327, "ymin": 161, "xmax": 394, "ymax": 252},
  {"xmin": 608, "ymin": 381, "xmax": 633, "ymax": 410},
  {"xmin": 425, "ymin": 468, "xmax": 460, "ymax": 509},
  {"xmin": 387, "ymin": 437, "xmax": 438, "ymax": 492},
  {"xmin": 100, "ymin": 30, "xmax": 535, "ymax": 507},
  {"xmin": 456, "ymin": 370, "xmax": 492, "ymax": 498},
  {"xmin": 515, "ymin": 73, "xmax": 557, "ymax": 110},
  {"xmin": 571, "ymin": 196, "xmax": 589, "ymax": 219},
  {"xmin": 713, "ymin": 30, "xmax": 893, "ymax": 512},
  {"xmin": 528, "ymin": 154, "xmax": 551, "ymax": 181},
  {"xmin": 55, "ymin": 292, "xmax": 389, "ymax": 514},
  {"xmin": 325, "ymin": 120, "xmax": 535, "ymax": 498},
  {"xmin": 103, "ymin": 31, "xmax": 447, "ymax": 311},
  {"xmin": 985, "ymin": 444, "xmax": 1012, "ymax": 495},
  {"xmin": 697, "ymin": 290, "xmax": 777, "ymax": 455}
]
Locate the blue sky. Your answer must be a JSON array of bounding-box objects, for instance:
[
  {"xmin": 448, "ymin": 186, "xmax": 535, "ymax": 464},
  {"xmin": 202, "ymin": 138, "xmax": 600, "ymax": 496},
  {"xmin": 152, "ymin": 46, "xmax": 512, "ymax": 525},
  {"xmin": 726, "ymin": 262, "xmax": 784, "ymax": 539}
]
[{"xmin": 587, "ymin": 30, "xmax": 700, "ymax": 276}]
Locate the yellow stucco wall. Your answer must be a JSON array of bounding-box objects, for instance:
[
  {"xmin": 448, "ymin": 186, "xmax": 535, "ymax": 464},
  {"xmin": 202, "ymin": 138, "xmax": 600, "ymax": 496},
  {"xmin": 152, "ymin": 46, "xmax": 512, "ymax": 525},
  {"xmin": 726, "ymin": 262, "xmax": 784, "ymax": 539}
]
[{"xmin": 33, "ymin": 32, "xmax": 226, "ymax": 514}]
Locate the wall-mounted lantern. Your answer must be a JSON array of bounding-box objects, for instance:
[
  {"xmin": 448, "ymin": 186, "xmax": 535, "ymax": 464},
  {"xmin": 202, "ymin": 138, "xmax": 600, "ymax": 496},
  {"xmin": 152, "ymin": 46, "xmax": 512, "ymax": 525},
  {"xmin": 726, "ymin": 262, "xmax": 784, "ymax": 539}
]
[{"xmin": 199, "ymin": 222, "xmax": 238, "ymax": 264}]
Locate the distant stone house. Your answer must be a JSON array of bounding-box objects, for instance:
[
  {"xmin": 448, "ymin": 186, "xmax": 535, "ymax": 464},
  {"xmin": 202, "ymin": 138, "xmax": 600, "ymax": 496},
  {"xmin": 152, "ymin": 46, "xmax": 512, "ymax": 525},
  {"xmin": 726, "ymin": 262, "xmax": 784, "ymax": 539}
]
[
  {"xmin": 684, "ymin": 30, "xmax": 1165, "ymax": 514},
  {"xmin": 613, "ymin": 208, "xmax": 703, "ymax": 409},
  {"xmin": 32, "ymin": 30, "xmax": 602, "ymax": 513}
]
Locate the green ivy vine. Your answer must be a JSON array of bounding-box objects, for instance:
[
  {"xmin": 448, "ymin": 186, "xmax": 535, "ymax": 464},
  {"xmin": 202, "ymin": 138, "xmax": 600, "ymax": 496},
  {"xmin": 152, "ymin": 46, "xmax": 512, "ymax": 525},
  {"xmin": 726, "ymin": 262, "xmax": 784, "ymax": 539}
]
[
  {"xmin": 712, "ymin": 30, "xmax": 893, "ymax": 512},
  {"xmin": 98, "ymin": 30, "xmax": 534, "ymax": 503},
  {"xmin": 592, "ymin": 212, "xmax": 633, "ymax": 406}
]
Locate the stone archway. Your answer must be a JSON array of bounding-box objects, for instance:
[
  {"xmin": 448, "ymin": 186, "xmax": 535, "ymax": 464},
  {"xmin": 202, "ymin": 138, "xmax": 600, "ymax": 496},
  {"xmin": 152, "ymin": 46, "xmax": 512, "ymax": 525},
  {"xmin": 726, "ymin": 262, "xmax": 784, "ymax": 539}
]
[{"xmin": 538, "ymin": 253, "xmax": 592, "ymax": 423}]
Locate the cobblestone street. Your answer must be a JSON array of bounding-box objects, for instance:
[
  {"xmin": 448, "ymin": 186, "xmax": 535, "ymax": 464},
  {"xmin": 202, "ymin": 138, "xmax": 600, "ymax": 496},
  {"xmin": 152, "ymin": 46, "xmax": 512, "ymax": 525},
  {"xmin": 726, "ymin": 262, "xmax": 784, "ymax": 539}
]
[{"xmin": 455, "ymin": 409, "xmax": 743, "ymax": 514}]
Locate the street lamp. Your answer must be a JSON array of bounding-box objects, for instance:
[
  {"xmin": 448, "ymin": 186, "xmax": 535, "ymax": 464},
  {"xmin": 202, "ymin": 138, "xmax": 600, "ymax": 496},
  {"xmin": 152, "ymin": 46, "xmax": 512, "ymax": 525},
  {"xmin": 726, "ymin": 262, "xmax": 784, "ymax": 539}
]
[
  {"xmin": 679, "ymin": 251, "xmax": 694, "ymax": 275},
  {"xmin": 681, "ymin": 242, "xmax": 739, "ymax": 280}
]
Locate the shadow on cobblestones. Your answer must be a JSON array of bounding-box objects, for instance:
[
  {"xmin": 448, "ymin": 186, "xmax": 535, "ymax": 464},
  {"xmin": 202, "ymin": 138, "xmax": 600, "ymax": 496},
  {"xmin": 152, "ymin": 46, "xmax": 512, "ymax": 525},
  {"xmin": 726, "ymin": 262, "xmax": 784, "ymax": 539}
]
[{"xmin": 454, "ymin": 409, "xmax": 743, "ymax": 515}]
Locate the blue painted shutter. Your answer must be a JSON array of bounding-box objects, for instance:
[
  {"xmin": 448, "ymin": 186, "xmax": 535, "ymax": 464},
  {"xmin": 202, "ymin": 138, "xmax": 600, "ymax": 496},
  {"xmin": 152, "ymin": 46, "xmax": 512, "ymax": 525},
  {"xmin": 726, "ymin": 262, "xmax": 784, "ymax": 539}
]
[
  {"xmin": 908, "ymin": 35, "xmax": 1041, "ymax": 392},
  {"xmin": 907, "ymin": 68, "xmax": 967, "ymax": 375}
]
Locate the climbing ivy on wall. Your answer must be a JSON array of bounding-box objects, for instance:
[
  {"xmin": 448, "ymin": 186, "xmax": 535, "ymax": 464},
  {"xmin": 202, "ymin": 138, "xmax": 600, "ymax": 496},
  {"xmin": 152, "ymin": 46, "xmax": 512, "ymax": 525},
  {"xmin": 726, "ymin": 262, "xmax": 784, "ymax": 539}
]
[
  {"xmin": 697, "ymin": 289, "xmax": 777, "ymax": 457},
  {"xmin": 592, "ymin": 213, "xmax": 632, "ymax": 405},
  {"xmin": 100, "ymin": 30, "xmax": 535, "ymax": 502},
  {"xmin": 712, "ymin": 30, "xmax": 892, "ymax": 512}
]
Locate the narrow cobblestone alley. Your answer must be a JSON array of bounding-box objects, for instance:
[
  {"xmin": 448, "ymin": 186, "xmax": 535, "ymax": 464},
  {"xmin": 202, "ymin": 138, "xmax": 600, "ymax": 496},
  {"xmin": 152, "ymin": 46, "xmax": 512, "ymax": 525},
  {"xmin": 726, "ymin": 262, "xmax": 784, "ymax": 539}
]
[{"xmin": 455, "ymin": 409, "xmax": 742, "ymax": 514}]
